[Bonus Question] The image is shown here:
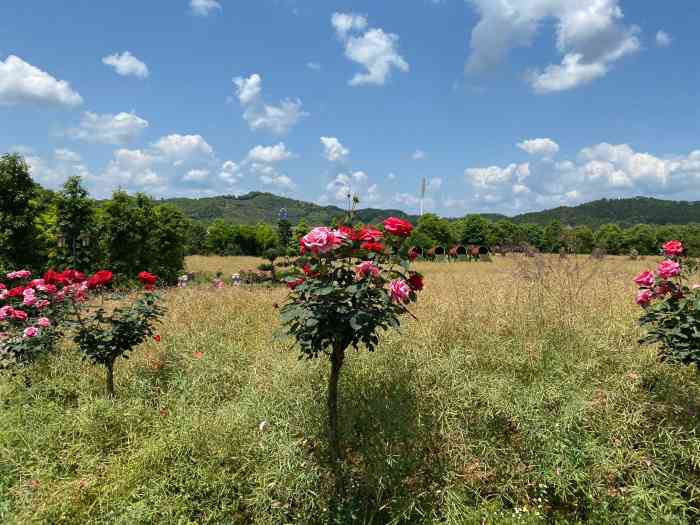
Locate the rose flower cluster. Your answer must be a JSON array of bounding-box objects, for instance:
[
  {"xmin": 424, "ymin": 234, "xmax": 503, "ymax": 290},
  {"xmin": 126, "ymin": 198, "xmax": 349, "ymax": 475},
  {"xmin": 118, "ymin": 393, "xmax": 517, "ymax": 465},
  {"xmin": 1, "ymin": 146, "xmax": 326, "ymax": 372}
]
[{"xmin": 633, "ymin": 240, "xmax": 690, "ymax": 307}]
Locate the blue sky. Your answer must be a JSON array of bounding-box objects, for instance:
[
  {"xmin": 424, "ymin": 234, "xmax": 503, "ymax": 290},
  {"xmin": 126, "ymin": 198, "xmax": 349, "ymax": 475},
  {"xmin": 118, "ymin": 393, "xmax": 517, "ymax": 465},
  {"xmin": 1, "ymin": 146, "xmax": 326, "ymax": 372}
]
[{"xmin": 1, "ymin": 0, "xmax": 698, "ymax": 216}]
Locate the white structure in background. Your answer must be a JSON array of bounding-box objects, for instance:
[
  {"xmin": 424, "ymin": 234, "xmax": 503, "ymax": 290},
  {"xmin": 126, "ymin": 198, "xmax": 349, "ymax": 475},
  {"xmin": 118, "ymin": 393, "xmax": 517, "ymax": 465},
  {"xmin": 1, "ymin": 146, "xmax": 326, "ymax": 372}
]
[{"xmin": 419, "ymin": 177, "xmax": 427, "ymax": 216}]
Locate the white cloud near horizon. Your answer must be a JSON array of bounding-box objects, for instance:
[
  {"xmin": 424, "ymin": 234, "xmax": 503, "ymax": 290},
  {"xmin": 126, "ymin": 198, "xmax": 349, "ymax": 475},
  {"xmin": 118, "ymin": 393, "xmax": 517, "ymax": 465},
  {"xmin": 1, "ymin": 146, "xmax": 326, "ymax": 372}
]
[
  {"xmin": 190, "ymin": 0, "xmax": 221, "ymax": 17},
  {"xmin": 321, "ymin": 137, "xmax": 350, "ymax": 162},
  {"xmin": 0, "ymin": 55, "xmax": 83, "ymax": 107}
]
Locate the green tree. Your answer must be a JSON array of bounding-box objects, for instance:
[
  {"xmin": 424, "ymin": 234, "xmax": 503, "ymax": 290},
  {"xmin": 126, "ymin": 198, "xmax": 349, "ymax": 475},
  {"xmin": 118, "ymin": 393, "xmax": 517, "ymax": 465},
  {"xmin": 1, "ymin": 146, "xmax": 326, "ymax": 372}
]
[
  {"xmin": 460, "ymin": 215, "xmax": 490, "ymax": 245},
  {"xmin": 572, "ymin": 225, "xmax": 594, "ymax": 253},
  {"xmin": 543, "ymin": 220, "xmax": 564, "ymax": 252},
  {"xmin": 594, "ymin": 223, "xmax": 624, "ymax": 254},
  {"xmin": 415, "ymin": 213, "xmax": 454, "ymax": 247},
  {"xmin": 0, "ymin": 154, "xmax": 44, "ymax": 270},
  {"xmin": 152, "ymin": 204, "xmax": 187, "ymax": 283},
  {"xmin": 52, "ymin": 176, "xmax": 99, "ymax": 271}
]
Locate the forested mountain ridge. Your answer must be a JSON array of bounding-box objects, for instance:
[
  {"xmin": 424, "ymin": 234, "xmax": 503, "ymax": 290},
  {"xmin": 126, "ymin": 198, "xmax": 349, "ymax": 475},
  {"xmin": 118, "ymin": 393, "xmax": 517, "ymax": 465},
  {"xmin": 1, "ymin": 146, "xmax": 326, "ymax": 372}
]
[
  {"xmin": 160, "ymin": 192, "xmax": 417, "ymax": 225},
  {"xmin": 162, "ymin": 193, "xmax": 700, "ymax": 227}
]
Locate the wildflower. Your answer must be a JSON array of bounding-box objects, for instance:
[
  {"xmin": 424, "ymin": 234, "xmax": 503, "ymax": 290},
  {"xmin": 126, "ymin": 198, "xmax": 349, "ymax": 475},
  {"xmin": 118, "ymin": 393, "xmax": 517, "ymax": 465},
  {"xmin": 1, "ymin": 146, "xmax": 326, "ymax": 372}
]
[{"xmin": 153, "ymin": 334, "xmax": 161, "ymax": 342}]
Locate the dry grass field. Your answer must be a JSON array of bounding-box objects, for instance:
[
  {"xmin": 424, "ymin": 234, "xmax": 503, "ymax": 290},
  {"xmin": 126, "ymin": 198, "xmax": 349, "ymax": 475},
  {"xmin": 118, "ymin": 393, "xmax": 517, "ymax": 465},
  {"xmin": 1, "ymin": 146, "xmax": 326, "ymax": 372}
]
[{"xmin": 2, "ymin": 254, "xmax": 700, "ymax": 524}]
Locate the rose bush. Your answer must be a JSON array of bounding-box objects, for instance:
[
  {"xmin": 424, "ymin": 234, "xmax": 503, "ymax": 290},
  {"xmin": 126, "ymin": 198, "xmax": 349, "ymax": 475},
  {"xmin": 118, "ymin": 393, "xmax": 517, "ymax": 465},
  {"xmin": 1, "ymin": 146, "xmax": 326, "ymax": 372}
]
[
  {"xmin": 280, "ymin": 216, "xmax": 424, "ymax": 492},
  {"xmin": 634, "ymin": 240, "xmax": 700, "ymax": 367}
]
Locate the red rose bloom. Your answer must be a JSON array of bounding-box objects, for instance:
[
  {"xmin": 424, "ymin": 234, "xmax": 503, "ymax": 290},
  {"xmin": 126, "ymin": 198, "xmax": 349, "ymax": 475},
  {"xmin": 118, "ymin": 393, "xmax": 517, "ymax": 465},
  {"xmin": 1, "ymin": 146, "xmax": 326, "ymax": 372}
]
[
  {"xmin": 87, "ymin": 270, "xmax": 113, "ymax": 289},
  {"xmin": 361, "ymin": 242, "xmax": 385, "ymax": 253},
  {"xmin": 358, "ymin": 227, "xmax": 383, "ymax": 242},
  {"xmin": 43, "ymin": 270, "xmax": 66, "ymax": 285},
  {"xmin": 138, "ymin": 271, "xmax": 158, "ymax": 286},
  {"xmin": 383, "ymin": 217, "xmax": 413, "ymax": 237},
  {"xmin": 287, "ymin": 278, "xmax": 305, "ymax": 290},
  {"xmin": 8, "ymin": 286, "xmax": 26, "ymax": 298},
  {"xmin": 153, "ymin": 335, "xmax": 161, "ymax": 343},
  {"xmin": 408, "ymin": 273, "xmax": 424, "ymax": 291},
  {"xmin": 338, "ymin": 226, "xmax": 359, "ymax": 241},
  {"xmin": 61, "ymin": 269, "xmax": 86, "ymax": 283}
]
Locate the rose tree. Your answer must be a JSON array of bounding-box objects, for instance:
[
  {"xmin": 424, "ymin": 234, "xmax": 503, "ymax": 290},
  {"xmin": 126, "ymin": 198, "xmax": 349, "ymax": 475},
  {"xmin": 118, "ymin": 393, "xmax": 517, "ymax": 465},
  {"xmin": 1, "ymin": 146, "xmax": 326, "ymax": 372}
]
[
  {"xmin": 634, "ymin": 240, "xmax": 700, "ymax": 368},
  {"xmin": 73, "ymin": 271, "xmax": 164, "ymax": 396},
  {"xmin": 279, "ymin": 217, "xmax": 424, "ymax": 484}
]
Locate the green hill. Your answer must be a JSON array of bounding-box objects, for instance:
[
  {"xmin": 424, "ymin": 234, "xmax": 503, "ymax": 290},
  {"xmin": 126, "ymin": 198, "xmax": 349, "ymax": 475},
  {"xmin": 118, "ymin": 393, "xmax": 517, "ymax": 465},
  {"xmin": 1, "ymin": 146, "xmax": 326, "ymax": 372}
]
[
  {"xmin": 162, "ymin": 193, "xmax": 700, "ymax": 228},
  {"xmin": 511, "ymin": 197, "xmax": 700, "ymax": 227},
  {"xmin": 160, "ymin": 192, "xmax": 417, "ymax": 225}
]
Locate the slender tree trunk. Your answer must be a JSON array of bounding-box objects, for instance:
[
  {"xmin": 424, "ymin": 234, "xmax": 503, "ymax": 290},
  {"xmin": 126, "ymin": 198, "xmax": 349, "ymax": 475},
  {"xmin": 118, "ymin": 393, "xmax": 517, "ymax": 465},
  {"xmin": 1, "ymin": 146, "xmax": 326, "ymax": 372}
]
[
  {"xmin": 328, "ymin": 341, "xmax": 345, "ymax": 495},
  {"xmin": 105, "ymin": 360, "xmax": 115, "ymax": 397}
]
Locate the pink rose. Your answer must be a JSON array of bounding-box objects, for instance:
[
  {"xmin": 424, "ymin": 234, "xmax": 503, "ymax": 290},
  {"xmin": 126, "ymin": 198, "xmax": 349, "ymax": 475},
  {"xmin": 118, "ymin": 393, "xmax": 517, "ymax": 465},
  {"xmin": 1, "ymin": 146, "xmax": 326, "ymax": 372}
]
[
  {"xmin": 7, "ymin": 270, "xmax": 31, "ymax": 280},
  {"xmin": 35, "ymin": 300, "xmax": 50, "ymax": 310},
  {"xmin": 30, "ymin": 279, "xmax": 45, "ymax": 288},
  {"xmin": 636, "ymin": 289, "xmax": 654, "ymax": 307},
  {"xmin": 22, "ymin": 295, "xmax": 37, "ymax": 307},
  {"xmin": 389, "ymin": 279, "xmax": 411, "ymax": 304},
  {"xmin": 355, "ymin": 261, "xmax": 380, "ymax": 279},
  {"xmin": 662, "ymin": 240, "xmax": 684, "ymax": 256},
  {"xmin": 0, "ymin": 306, "xmax": 13, "ymax": 320},
  {"xmin": 633, "ymin": 271, "xmax": 654, "ymax": 288},
  {"xmin": 0, "ymin": 289, "xmax": 6, "ymax": 300},
  {"xmin": 300, "ymin": 227, "xmax": 347, "ymax": 255},
  {"xmin": 12, "ymin": 310, "xmax": 28, "ymax": 321},
  {"xmin": 657, "ymin": 259, "xmax": 681, "ymax": 279},
  {"xmin": 23, "ymin": 326, "xmax": 39, "ymax": 338},
  {"xmin": 36, "ymin": 317, "xmax": 50, "ymax": 328}
]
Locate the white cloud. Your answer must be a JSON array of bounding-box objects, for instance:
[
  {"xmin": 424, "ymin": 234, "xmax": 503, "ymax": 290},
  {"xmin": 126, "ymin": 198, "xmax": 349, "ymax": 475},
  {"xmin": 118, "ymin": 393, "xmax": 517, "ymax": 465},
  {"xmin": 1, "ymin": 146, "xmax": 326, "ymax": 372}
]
[
  {"xmin": 325, "ymin": 170, "xmax": 378, "ymax": 202},
  {"xmin": 331, "ymin": 13, "xmax": 368, "ymax": 40},
  {"xmin": 54, "ymin": 148, "xmax": 82, "ymax": 163},
  {"xmin": 259, "ymin": 172, "xmax": 296, "ymax": 192},
  {"xmin": 69, "ymin": 111, "xmax": 149, "ymax": 145},
  {"xmin": 320, "ymin": 136, "xmax": 349, "ymax": 162},
  {"xmin": 517, "ymin": 138, "xmax": 560, "ymax": 157},
  {"xmin": 102, "ymin": 148, "xmax": 165, "ymax": 191},
  {"xmin": 247, "ymin": 143, "xmax": 293, "ymax": 163},
  {"xmin": 190, "ymin": 0, "xmax": 222, "ymax": 17},
  {"xmin": 332, "ymin": 13, "xmax": 409, "ymax": 86},
  {"xmin": 232, "ymin": 73, "xmax": 307, "ymax": 134},
  {"xmin": 183, "ymin": 169, "xmax": 210, "ymax": 182},
  {"xmin": 466, "ymin": 0, "xmax": 641, "ymax": 93},
  {"xmin": 656, "ymin": 30, "xmax": 672, "ymax": 47},
  {"xmin": 460, "ymin": 140, "xmax": 700, "ymax": 214},
  {"xmin": 412, "ymin": 149, "xmax": 426, "ymax": 160},
  {"xmin": 387, "ymin": 172, "xmax": 396, "ymax": 180},
  {"xmin": 152, "ymin": 134, "xmax": 214, "ymax": 161},
  {"xmin": 219, "ymin": 160, "xmax": 242, "ymax": 186},
  {"xmin": 0, "ymin": 55, "xmax": 83, "ymax": 107},
  {"xmin": 428, "ymin": 177, "xmax": 442, "ymax": 191},
  {"xmin": 102, "ymin": 52, "xmax": 149, "ymax": 79},
  {"xmin": 307, "ymin": 62, "xmax": 321, "ymax": 71}
]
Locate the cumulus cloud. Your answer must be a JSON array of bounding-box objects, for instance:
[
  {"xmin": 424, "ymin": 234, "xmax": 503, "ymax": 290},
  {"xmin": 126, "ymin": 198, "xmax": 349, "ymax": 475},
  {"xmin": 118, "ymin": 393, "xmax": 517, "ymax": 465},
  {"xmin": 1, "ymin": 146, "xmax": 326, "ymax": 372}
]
[
  {"xmin": 461, "ymin": 140, "xmax": 700, "ymax": 214},
  {"xmin": 0, "ymin": 55, "xmax": 83, "ymax": 107},
  {"xmin": 54, "ymin": 148, "xmax": 82, "ymax": 163},
  {"xmin": 247, "ymin": 143, "xmax": 293, "ymax": 163},
  {"xmin": 331, "ymin": 12, "xmax": 409, "ymax": 86},
  {"xmin": 656, "ymin": 30, "xmax": 672, "ymax": 47},
  {"xmin": 190, "ymin": 0, "xmax": 221, "ymax": 17},
  {"xmin": 465, "ymin": 0, "xmax": 641, "ymax": 93},
  {"xmin": 232, "ymin": 73, "xmax": 307, "ymax": 134},
  {"xmin": 68, "ymin": 111, "xmax": 149, "ymax": 145},
  {"xmin": 102, "ymin": 52, "xmax": 149, "ymax": 78},
  {"xmin": 320, "ymin": 137, "xmax": 349, "ymax": 162},
  {"xmin": 517, "ymin": 138, "xmax": 560, "ymax": 157},
  {"xmin": 324, "ymin": 170, "xmax": 380, "ymax": 204},
  {"xmin": 219, "ymin": 160, "xmax": 242, "ymax": 186},
  {"xmin": 412, "ymin": 149, "xmax": 426, "ymax": 160},
  {"xmin": 152, "ymin": 134, "xmax": 214, "ymax": 162}
]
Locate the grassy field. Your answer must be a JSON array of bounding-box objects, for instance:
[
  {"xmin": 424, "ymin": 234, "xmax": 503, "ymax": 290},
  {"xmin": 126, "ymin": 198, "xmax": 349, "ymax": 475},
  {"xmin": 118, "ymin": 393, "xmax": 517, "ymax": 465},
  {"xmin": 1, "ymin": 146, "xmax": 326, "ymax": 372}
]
[{"xmin": 2, "ymin": 254, "xmax": 700, "ymax": 524}]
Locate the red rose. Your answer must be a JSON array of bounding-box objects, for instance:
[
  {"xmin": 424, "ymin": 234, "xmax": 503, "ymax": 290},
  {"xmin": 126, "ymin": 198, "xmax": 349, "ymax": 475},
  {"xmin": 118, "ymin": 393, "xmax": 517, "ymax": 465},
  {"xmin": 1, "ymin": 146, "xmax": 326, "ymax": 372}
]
[
  {"xmin": 43, "ymin": 270, "xmax": 66, "ymax": 285},
  {"xmin": 361, "ymin": 242, "xmax": 385, "ymax": 253},
  {"xmin": 338, "ymin": 226, "xmax": 359, "ymax": 241},
  {"xmin": 383, "ymin": 217, "xmax": 413, "ymax": 237},
  {"xmin": 358, "ymin": 227, "xmax": 383, "ymax": 242},
  {"xmin": 138, "ymin": 271, "xmax": 158, "ymax": 286},
  {"xmin": 8, "ymin": 286, "xmax": 25, "ymax": 298},
  {"xmin": 408, "ymin": 273, "xmax": 424, "ymax": 291},
  {"xmin": 153, "ymin": 335, "xmax": 161, "ymax": 342},
  {"xmin": 61, "ymin": 269, "xmax": 86, "ymax": 283},
  {"xmin": 287, "ymin": 278, "xmax": 305, "ymax": 290},
  {"xmin": 87, "ymin": 270, "xmax": 113, "ymax": 289},
  {"xmin": 302, "ymin": 264, "xmax": 319, "ymax": 278}
]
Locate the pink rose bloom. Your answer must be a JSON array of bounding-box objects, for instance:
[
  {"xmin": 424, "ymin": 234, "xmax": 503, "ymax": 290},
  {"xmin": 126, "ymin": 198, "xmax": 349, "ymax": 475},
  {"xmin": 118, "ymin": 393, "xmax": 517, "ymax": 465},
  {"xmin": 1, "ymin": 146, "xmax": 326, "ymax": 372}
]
[
  {"xmin": 43, "ymin": 284, "xmax": 57, "ymax": 295},
  {"xmin": 662, "ymin": 240, "xmax": 684, "ymax": 256},
  {"xmin": 22, "ymin": 295, "xmax": 37, "ymax": 307},
  {"xmin": 36, "ymin": 317, "xmax": 50, "ymax": 328},
  {"xmin": 30, "ymin": 279, "xmax": 45, "ymax": 288},
  {"xmin": 36, "ymin": 300, "xmax": 50, "ymax": 310},
  {"xmin": 0, "ymin": 306, "xmax": 13, "ymax": 320},
  {"xmin": 300, "ymin": 227, "xmax": 347, "ymax": 255},
  {"xmin": 12, "ymin": 310, "xmax": 28, "ymax": 321},
  {"xmin": 0, "ymin": 289, "xmax": 6, "ymax": 301},
  {"xmin": 657, "ymin": 259, "xmax": 681, "ymax": 279},
  {"xmin": 7, "ymin": 270, "xmax": 31, "ymax": 280},
  {"xmin": 23, "ymin": 326, "xmax": 39, "ymax": 338},
  {"xmin": 54, "ymin": 290, "xmax": 66, "ymax": 302},
  {"xmin": 633, "ymin": 270, "xmax": 654, "ymax": 288},
  {"xmin": 356, "ymin": 261, "xmax": 380, "ymax": 279},
  {"xmin": 389, "ymin": 279, "xmax": 411, "ymax": 304},
  {"xmin": 636, "ymin": 289, "xmax": 654, "ymax": 306}
]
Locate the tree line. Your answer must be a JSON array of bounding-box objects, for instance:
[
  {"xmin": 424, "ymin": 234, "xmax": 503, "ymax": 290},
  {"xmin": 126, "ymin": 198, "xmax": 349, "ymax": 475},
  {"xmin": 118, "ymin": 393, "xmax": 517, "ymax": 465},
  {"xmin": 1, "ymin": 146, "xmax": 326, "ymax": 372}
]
[{"xmin": 2, "ymin": 153, "xmax": 697, "ymax": 277}]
